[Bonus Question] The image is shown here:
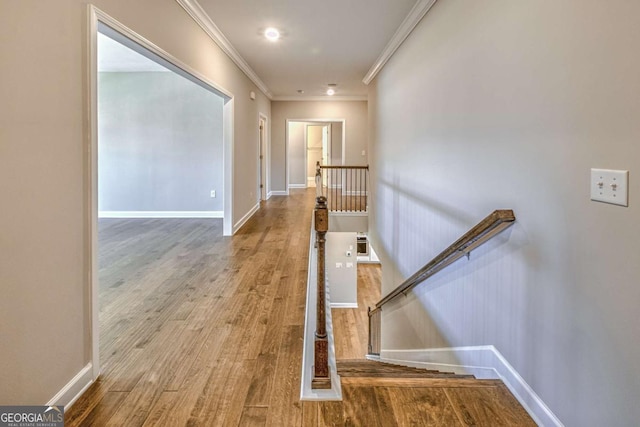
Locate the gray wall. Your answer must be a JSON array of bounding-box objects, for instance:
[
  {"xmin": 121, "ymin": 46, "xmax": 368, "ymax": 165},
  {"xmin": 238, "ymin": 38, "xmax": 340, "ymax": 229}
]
[
  {"xmin": 0, "ymin": 0, "xmax": 270, "ymax": 405},
  {"xmin": 272, "ymin": 101, "xmax": 367, "ymax": 192},
  {"xmin": 331, "ymin": 122, "xmax": 343, "ymax": 165},
  {"xmin": 98, "ymin": 72, "xmax": 223, "ymax": 212},
  {"xmin": 287, "ymin": 121, "xmax": 307, "ymax": 186},
  {"xmin": 369, "ymin": 1, "xmax": 640, "ymax": 426}
]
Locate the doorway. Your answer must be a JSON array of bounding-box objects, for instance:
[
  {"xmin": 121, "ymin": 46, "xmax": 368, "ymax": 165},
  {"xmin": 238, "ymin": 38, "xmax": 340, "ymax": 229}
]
[
  {"xmin": 259, "ymin": 115, "xmax": 268, "ymax": 201},
  {"xmin": 285, "ymin": 119, "xmax": 345, "ymax": 191},
  {"xmin": 88, "ymin": 6, "xmax": 235, "ymax": 379},
  {"xmin": 306, "ymin": 124, "xmax": 330, "ymax": 188}
]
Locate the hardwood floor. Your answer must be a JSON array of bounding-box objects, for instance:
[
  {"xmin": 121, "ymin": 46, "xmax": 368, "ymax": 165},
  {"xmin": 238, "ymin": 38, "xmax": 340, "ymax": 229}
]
[{"xmin": 66, "ymin": 189, "xmax": 535, "ymax": 426}]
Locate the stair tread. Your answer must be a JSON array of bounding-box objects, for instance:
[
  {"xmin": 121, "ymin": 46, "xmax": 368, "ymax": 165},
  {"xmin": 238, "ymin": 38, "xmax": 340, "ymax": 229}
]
[{"xmin": 336, "ymin": 359, "xmax": 476, "ymax": 380}]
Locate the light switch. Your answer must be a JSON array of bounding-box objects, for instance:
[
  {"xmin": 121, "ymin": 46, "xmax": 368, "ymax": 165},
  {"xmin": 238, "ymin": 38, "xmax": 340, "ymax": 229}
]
[
  {"xmin": 590, "ymin": 169, "xmax": 628, "ymax": 207},
  {"xmin": 335, "ymin": 262, "xmax": 343, "ymax": 268},
  {"xmin": 346, "ymin": 262, "xmax": 354, "ymax": 268}
]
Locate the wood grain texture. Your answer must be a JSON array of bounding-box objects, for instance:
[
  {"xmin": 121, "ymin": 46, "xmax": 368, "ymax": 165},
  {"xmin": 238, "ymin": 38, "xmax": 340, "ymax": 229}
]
[{"xmin": 65, "ymin": 189, "xmax": 534, "ymax": 426}]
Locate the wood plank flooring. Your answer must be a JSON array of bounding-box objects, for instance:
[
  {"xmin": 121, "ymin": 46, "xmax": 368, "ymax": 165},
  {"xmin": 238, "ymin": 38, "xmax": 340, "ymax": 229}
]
[{"xmin": 66, "ymin": 189, "xmax": 535, "ymax": 426}]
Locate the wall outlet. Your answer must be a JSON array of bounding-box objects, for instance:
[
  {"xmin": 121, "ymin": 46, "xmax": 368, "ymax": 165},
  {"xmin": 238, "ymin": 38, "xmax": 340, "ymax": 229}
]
[{"xmin": 210, "ymin": 190, "xmax": 216, "ymax": 198}]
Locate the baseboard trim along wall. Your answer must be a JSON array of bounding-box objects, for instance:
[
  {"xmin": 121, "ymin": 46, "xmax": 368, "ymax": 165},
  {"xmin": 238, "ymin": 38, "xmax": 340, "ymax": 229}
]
[
  {"xmin": 99, "ymin": 211, "xmax": 223, "ymax": 218},
  {"xmin": 270, "ymin": 190, "xmax": 289, "ymax": 196},
  {"xmin": 233, "ymin": 203, "xmax": 259, "ymax": 234},
  {"xmin": 330, "ymin": 302, "xmax": 358, "ymax": 309},
  {"xmin": 379, "ymin": 346, "xmax": 563, "ymax": 427},
  {"xmin": 288, "ymin": 184, "xmax": 307, "ymax": 189},
  {"xmin": 47, "ymin": 363, "xmax": 95, "ymax": 409}
]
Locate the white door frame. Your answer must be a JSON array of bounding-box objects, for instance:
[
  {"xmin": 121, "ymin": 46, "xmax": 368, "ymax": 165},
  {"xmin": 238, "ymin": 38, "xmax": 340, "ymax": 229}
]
[
  {"xmin": 258, "ymin": 113, "xmax": 269, "ymax": 200},
  {"xmin": 285, "ymin": 118, "xmax": 346, "ymax": 191},
  {"xmin": 87, "ymin": 5, "xmax": 235, "ymax": 380}
]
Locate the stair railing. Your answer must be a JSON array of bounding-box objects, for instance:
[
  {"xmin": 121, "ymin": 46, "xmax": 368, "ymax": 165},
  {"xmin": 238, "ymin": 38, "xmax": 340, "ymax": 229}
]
[
  {"xmin": 312, "ymin": 195, "xmax": 331, "ymax": 389},
  {"xmin": 368, "ymin": 209, "xmax": 516, "ymax": 356},
  {"xmin": 316, "ymin": 161, "xmax": 369, "ymax": 212}
]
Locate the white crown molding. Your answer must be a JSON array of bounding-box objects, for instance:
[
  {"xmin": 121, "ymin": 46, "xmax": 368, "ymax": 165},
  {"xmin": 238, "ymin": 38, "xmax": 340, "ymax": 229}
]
[
  {"xmin": 272, "ymin": 95, "xmax": 368, "ymax": 102},
  {"xmin": 175, "ymin": 0, "xmax": 273, "ymax": 99},
  {"xmin": 363, "ymin": 0, "xmax": 437, "ymax": 85}
]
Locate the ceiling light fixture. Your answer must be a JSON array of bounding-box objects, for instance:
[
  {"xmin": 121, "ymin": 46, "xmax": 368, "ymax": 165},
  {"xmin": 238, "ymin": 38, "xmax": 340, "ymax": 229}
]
[
  {"xmin": 264, "ymin": 27, "xmax": 280, "ymax": 41},
  {"xmin": 326, "ymin": 88, "xmax": 335, "ymax": 96}
]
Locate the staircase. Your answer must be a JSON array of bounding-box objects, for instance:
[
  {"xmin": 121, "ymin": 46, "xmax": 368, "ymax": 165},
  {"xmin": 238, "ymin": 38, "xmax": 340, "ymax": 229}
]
[
  {"xmin": 337, "ymin": 359, "xmax": 474, "ymax": 379},
  {"xmin": 332, "ymin": 359, "xmax": 537, "ymax": 425}
]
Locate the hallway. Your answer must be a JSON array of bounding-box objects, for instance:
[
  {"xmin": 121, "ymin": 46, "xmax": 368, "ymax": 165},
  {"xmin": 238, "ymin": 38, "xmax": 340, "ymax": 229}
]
[
  {"xmin": 68, "ymin": 190, "xmax": 316, "ymax": 426},
  {"xmin": 66, "ymin": 189, "xmax": 533, "ymax": 426}
]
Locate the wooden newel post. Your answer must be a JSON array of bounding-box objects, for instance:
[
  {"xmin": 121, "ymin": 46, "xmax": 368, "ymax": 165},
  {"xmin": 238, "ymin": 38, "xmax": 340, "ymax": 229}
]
[{"xmin": 312, "ymin": 196, "xmax": 331, "ymax": 389}]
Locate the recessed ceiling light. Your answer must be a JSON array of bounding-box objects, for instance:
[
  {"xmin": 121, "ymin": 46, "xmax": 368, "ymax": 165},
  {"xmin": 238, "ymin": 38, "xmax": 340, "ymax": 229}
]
[
  {"xmin": 297, "ymin": 89, "xmax": 304, "ymax": 94},
  {"xmin": 265, "ymin": 28, "xmax": 280, "ymax": 41},
  {"xmin": 326, "ymin": 88, "xmax": 335, "ymax": 96}
]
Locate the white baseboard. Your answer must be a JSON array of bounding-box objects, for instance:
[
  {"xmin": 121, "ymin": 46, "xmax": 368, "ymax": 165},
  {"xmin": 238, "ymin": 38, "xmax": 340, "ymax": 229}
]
[
  {"xmin": 289, "ymin": 184, "xmax": 307, "ymax": 189},
  {"xmin": 330, "ymin": 302, "xmax": 358, "ymax": 309},
  {"xmin": 266, "ymin": 191, "xmax": 273, "ymax": 200},
  {"xmin": 380, "ymin": 346, "xmax": 563, "ymax": 427},
  {"xmin": 47, "ymin": 363, "xmax": 95, "ymax": 409},
  {"xmin": 328, "ymin": 211, "xmax": 368, "ymax": 217},
  {"xmin": 270, "ymin": 190, "xmax": 289, "ymax": 196},
  {"xmin": 233, "ymin": 203, "xmax": 260, "ymax": 233},
  {"xmin": 99, "ymin": 211, "xmax": 223, "ymax": 218}
]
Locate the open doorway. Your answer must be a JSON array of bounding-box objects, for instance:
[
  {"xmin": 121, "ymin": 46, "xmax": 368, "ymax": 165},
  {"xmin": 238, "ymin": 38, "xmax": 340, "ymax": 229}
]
[
  {"xmin": 88, "ymin": 7, "xmax": 235, "ymax": 379},
  {"xmin": 286, "ymin": 119, "xmax": 345, "ymax": 191},
  {"xmin": 258, "ymin": 114, "xmax": 268, "ymax": 201},
  {"xmin": 306, "ymin": 124, "xmax": 330, "ymax": 188}
]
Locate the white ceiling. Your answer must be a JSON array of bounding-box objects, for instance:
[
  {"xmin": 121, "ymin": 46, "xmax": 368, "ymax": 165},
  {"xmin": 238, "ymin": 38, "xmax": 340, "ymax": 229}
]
[{"xmin": 194, "ymin": 0, "xmax": 420, "ymax": 98}]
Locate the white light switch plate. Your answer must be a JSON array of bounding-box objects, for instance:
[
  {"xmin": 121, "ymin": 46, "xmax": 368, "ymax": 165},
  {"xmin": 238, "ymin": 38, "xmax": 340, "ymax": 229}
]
[{"xmin": 590, "ymin": 168, "xmax": 628, "ymax": 206}]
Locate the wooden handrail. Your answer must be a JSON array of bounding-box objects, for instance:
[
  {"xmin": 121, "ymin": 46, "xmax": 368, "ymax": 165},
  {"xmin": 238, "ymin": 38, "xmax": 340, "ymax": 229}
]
[
  {"xmin": 375, "ymin": 209, "xmax": 516, "ymax": 309},
  {"xmin": 319, "ymin": 165, "xmax": 369, "ymax": 169}
]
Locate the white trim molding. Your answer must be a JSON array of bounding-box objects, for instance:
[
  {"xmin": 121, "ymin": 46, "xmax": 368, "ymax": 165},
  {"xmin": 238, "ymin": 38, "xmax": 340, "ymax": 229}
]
[
  {"xmin": 379, "ymin": 346, "xmax": 563, "ymax": 427},
  {"xmin": 330, "ymin": 302, "xmax": 358, "ymax": 309},
  {"xmin": 47, "ymin": 363, "xmax": 95, "ymax": 409},
  {"xmin": 175, "ymin": 0, "xmax": 273, "ymax": 99},
  {"xmin": 99, "ymin": 211, "xmax": 223, "ymax": 218},
  {"xmin": 233, "ymin": 203, "xmax": 260, "ymax": 234},
  {"xmin": 269, "ymin": 190, "xmax": 289, "ymax": 196},
  {"xmin": 363, "ymin": 0, "xmax": 437, "ymax": 84},
  {"xmin": 273, "ymin": 95, "xmax": 367, "ymax": 102},
  {"xmin": 289, "ymin": 184, "xmax": 307, "ymax": 189}
]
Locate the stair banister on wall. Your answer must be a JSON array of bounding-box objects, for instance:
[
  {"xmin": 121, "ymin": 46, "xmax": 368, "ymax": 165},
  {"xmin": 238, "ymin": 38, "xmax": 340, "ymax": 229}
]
[{"xmin": 368, "ymin": 209, "xmax": 516, "ymax": 356}]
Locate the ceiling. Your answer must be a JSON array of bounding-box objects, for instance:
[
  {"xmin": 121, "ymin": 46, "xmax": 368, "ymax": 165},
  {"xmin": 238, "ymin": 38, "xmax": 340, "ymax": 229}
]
[
  {"xmin": 193, "ymin": 0, "xmax": 421, "ymax": 99},
  {"xmin": 98, "ymin": 1, "xmax": 432, "ymax": 99}
]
